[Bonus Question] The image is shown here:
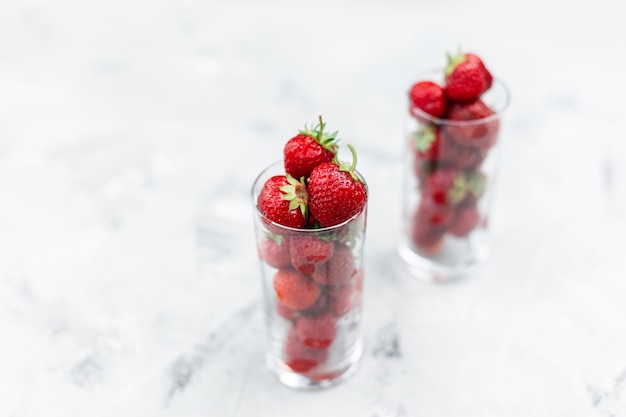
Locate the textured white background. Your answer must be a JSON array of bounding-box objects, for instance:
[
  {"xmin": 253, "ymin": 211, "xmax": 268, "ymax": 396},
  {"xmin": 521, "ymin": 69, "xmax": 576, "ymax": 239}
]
[{"xmin": 1, "ymin": 0, "xmax": 626, "ymax": 416}]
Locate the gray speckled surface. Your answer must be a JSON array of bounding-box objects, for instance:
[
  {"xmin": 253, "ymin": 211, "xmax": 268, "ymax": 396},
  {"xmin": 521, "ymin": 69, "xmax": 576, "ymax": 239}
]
[{"xmin": 2, "ymin": 1, "xmax": 626, "ymax": 416}]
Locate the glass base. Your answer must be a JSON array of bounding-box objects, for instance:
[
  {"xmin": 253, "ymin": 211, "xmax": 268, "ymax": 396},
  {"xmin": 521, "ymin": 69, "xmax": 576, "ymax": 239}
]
[
  {"xmin": 396, "ymin": 236, "xmax": 488, "ymax": 283},
  {"xmin": 267, "ymin": 337, "xmax": 364, "ymax": 390}
]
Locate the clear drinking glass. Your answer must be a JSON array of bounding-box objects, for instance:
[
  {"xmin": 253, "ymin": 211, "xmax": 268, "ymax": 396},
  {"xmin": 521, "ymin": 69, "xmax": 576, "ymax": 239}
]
[
  {"xmin": 397, "ymin": 71, "xmax": 510, "ymax": 283},
  {"xmin": 251, "ymin": 161, "xmax": 367, "ymax": 389}
]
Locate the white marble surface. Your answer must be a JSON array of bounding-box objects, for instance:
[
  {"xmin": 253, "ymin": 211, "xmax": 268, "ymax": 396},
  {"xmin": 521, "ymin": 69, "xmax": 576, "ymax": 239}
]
[{"xmin": 2, "ymin": 0, "xmax": 626, "ymax": 416}]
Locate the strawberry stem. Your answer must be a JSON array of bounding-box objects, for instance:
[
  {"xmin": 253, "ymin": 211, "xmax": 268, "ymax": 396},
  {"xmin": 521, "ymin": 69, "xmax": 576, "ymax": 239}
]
[
  {"xmin": 338, "ymin": 144, "xmax": 364, "ymax": 184},
  {"xmin": 317, "ymin": 115, "xmax": 325, "ymax": 138},
  {"xmin": 346, "ymin": 144, "xmax": 358, "ymax": 173},
  {"xmin": 299, "ymin": 115, "xmax": 338, "ymax": 154}
]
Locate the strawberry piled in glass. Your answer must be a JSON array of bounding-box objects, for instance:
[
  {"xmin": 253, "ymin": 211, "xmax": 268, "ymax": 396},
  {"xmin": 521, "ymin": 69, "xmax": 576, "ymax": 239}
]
[
  {"xmin": 399, "ymin": 51, "xmax": 509, "ymax": 282},
  {"xmin": 251, "ymin": 116, "xmax": 367, "ymax": 389}
]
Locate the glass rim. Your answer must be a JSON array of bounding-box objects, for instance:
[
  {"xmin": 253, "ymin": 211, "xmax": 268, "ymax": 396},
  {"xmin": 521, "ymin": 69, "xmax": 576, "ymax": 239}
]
[
  {"xmin": 250, "ymin": 159, "xmax": 368, "ymax": 234},
  {"xmin": 408, "ymin": 69, "xmax": 510, "ymax": 127}
]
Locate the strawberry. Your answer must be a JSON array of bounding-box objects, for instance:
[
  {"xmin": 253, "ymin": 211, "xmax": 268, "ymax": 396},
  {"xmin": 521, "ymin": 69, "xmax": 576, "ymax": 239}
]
[
  {"xmin": 466, "ymin": 53, "xmax": 493, "ymax": 90},
  {"xmin": 276, "ymin": 292, "xmax": 329, "ymax": 321},
  {"xmin": 412, "ymin": 125, "xmax": 458, "ymax": 165},
  {"xmin": 448, "ymin": 205, "xmax": 481, "ymax": 237},
  {"xmin": 459, "ymin": 190, "xmax": 478, "ymax": 209},
  {"xmin": 257, "ymin": 174, "xmax": 308, "ymax": 229},
  {"xmin": 443, "ymin": 99, "xmax": 499, "ymax": 150},
  {"xmin": 306, "ymin": 290, "xmax": 330, "ymax": 316},
  {"xmin": 326, "ymin": 282, "xmax": 356, "ymax": 317},
  {"xmin": 308, "ymin": 145, "xmax": 368, "ymax": 228},
  {"xmin": 415, "ymin": 194, "xmax": 455, "ymax": 226},
  {"xmin": 276, "ymin": 300, "xmax": 301, "ymax": 321},
  {"xmin": 295, "ymin": 313, "xmax": 337, "ymax": 349},
  {"xmin": 328, "ymin": 295, "xmax": 353, "ymax": 318},
  {"xmin": 447, "ymin": 142, "xmax": 486, "ymax": 170},
  {"xmin": 311, "ymin": 243, "xmax": 356, "ymax": 285},
  {"xmin": 284, "ymin": 115, "xmax": 338, "ymax": 180},
  {"xmin": 289, "ymin": 235, "xmax": 334, "ymax": 275},
  {"xmin": 284, "ymin": 326, "xmax": 328, "ymax": 373},
  {"xmin": 446, "ymin": 172, "xmax": 485, "ymax": 237},
  {"xmin": 444, "ymin": 52, "xmax": 492, "ymax": 102},
  {"xmin": 423, "ymin": 167, "xmax": 467, "ymax": 206},
  {"xmin": 419, "ymin": 129, "xmax": 485, "ymax": 170},
  {"xmin": 413, "ymin": 159, "xmax": 437, "ymax": 184},
  {"xmin": 259, "ymin": 233, "xmax": 291, "ymax": 269},
  {"xmin": 409, "ymin": 80, "xmax": 447, "ymax": 119},
  {"xmin": 410, "ymin": 208, "xmax": 445, "ymax": 254},
  {"xmin": 273, "ymin": 269, "xmax": 321, "ymax": 311}
]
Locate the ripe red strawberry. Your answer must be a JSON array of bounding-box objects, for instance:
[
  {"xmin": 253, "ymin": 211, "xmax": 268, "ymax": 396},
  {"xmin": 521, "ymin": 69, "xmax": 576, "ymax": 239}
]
[
  {"xmin": 276, "ymin": 292, "xmax": 329, "ymax": 321},
  {"xmin": 295, "ymin": 313, "xmax": 337, "ymax": 349},
  {"xmin": 259, "ymin": 233, "xmax": 291, "ymax": 269},
  {"xmin": 409, "ymin": 80, "xmax": 447, "ymax": 119},
  {"xmin": 305, "ymin": 290, "xmax": 330, "ymax": 316},
  {"xmin": 284, "ymin": 116, "xmax": 338, "ymax": 180},
  {"xmin": 444, "ymin": 52, "xmax": 493, "ymax": 102},
  {"xmin": 257, "ymin": 174, "xmax": 308, "ymax": 229},
  {"xmin": 447, "ymin": 171, "xmax": 485, "ymax": 236},
  {"xmin": 443, "ymin": 99, "xmax": 499, "ymax": 150},
  {"xmin": 465, "ymin": 53, "xmax": 493, "ymax": 90},
  {"xmin": 276, "ymin": 300, "xmax": 301, "ymax": 321},
  {"xmin": 284, "ymin": 326, "xmax": 328, "ymax": 373},
  {"xmin": 326, "ymin": 282, "xmax": 356, "ymax": 317},
  {"xmin": 412, "ymin": 125, "xmax": 458, "ymax": 165},
  {"xmin": 448, "ymin": 205, "xmax": 481, "ymax": 237},
  {"xmin": 288, "ymin": 235, "xmax": 334, "ymax": 275},
  {"xmin": 447, "ymin": 142, "xmax": 486, "ymax": 170},
  {"xmin": 410, "ymin": 209, "xmax": 445, "ymax": 254},
  {"xmin": 308, "ymin": 145, "xmax": 367, "ymax": 228},
  {"xmin": 459, "ymin": 190, "xmax": 478, "ymax": 209},
  {"xmin": 311, "ymin": 243, "xmax": 356, "ymax": 285},
  {"xmin": 413, "ymin": 159, "xmax": 437, "ymax": 184},
  {"xmin": 273, "ymin": 269, "xmax": 321, "ymax": 311},
  {"xmin": 423, "ymin": 167, "xmax": 467, "ymax": 206},
  {"xmin": 326, "ymin": 281, "xmax": 355, "ymax": 299},
  {"xmin": 415, "ymin": 194, "xmax": 455, "ymax": 226},
  {"xmin": 328, "ymin": 295, "xmax": 353, "ymax": 318}
]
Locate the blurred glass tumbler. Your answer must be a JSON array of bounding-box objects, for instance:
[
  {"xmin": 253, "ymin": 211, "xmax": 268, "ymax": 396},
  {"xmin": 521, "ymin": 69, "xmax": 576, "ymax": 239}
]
[
  {"xmin": 251, "ymin": 161, "xmax": 367, "ymax": 390},
  {"xmin": 398, "ymin": 72, "xmax": 510, "ymax": 282}
]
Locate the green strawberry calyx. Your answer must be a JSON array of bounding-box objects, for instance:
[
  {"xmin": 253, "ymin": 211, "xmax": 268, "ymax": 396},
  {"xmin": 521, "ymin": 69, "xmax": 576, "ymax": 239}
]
[
  {"xmin": 279, "ymin": 174, "xmax": 309, "ymax": 219},
  {"xmin": 444, "ymin": 51, "xmax": 467, "ymax": 78},
  {"xmin": 334, "ymin": 144, "xmax": 364, "ymax": 184},
  {"xmin": 466, "ymin": 171, "xmax": 487, "ymax": 198},
  {"xmin": 412, "ymin": 126, "xmax": 436, "ymax": 152},
  {"xmin": 299, "ymin": 115, "xmax": 339, "ymax": 154},
  {"xmin": 266, "ymin": 232, "xmax": 284, "ymax": 246},
  {"xmin": 448, "ymin": 174, "xmax": 468, "ymax": 205}
]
